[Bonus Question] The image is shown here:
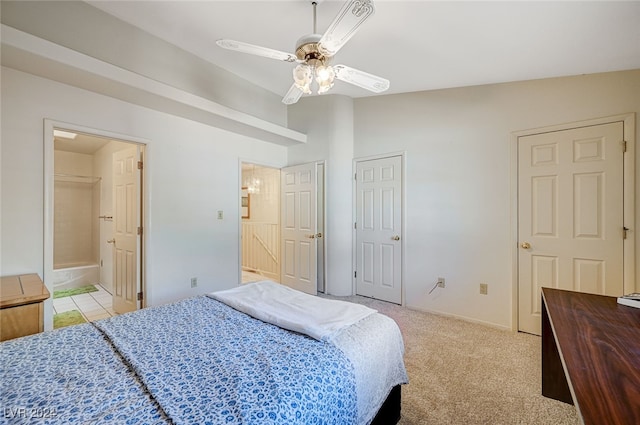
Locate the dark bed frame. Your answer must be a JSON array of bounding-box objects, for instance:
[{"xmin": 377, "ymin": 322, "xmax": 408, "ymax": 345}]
[{"xmin": 370, "ymin": 385, "xmax": 401, "ymax": 425}]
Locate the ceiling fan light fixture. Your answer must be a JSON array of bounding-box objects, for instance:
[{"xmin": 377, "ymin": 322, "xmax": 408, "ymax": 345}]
[
  {"xmin": 293, "ymin": 64, "xmax": 313, "ymax": 94},
  {"xmin": 316, "ymin": 65, "xmax": 335, "ymax": 94},
  {"xmin": 315, "ymin": 65, "xmax": 335, "ymax": 84},
  {"xmin": 317, "ymin": 80, "xmax": 334, "ymax": 95}
]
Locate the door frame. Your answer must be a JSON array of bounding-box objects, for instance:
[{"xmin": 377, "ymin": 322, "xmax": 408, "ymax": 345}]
[
  {"xmin": 316, "ymin": 161, "xmax": 326, "ymax": 293},
  {"xmin": 509, "ymin": 113, "xmax": 635, "ymax": 331},
  {"xmin": 352, "ymin": 151, "xmax": 406, "ymax": 305},
  {"xmin": 44, "ymin": 119, "xmax": 150, "ymax": 330},
  {"xmin": 237, "ymin": 159, "xmax": 326, "ymax": 290}
]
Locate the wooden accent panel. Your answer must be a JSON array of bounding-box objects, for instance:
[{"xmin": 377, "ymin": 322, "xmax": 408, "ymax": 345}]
[
  {"xmin": 541, "ymin": 288, "xmax": 640, "ymax": 425},
  {"xmin": 0, "ymin": 274, "xmax": 49, "ymax": 341},
  {"xmin": 0, "ymin": 303, "xmax": 43, "ymax": 341}
]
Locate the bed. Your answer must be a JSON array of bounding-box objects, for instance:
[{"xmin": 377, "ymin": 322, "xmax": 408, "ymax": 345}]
[{"xmin": 1, "ymin": 281, "xmax": 408, "ymax": 424}]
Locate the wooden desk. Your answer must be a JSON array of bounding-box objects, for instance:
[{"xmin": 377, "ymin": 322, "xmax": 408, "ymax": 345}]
[
  {"xmin": 0, "ymin": 274, "xmax": 50, "ymax": 341},
  {"xmin": 541, "ymin": 287, "xmax": 640, "ymax": 425}
]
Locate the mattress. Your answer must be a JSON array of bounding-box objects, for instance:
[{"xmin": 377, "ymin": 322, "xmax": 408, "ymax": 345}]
[{"xmin": 0, "ymin": 292, "xmax": 407, "ymax": 424}]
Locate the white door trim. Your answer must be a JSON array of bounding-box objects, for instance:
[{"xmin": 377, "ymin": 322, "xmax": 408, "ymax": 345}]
[
  {"xmin": 44, "ymin": 119, "xmax": 150, "ymax": 330},
  {"xmin": 509, "ymin": 113, "xmax": 635, "ymax": 331},
  {"xmin": 315, "ymin": 161, "xmax": 327, "ymax": 293},
  {"xmin": 352, "ymin": 151, "xmax": 406, "ymax": 305}
]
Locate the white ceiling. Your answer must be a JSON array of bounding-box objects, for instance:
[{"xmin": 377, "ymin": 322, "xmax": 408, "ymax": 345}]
[
  {"xmin": 54, "ymin": 132, "xmax": 110, "ymax": 155},
  {"xmin": 88, "ymin": 1, "xmax": 640, "ymax": 101}
]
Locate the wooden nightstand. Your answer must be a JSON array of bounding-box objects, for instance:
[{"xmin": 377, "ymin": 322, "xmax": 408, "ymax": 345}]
[{"xmin": 0, "ymin": 274, "xmax": 50, "ymax": 341}]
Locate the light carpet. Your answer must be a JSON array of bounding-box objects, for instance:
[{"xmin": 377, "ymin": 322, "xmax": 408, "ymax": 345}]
[{"xmin": 322, "ymin": 294, "xmax": 579, "ymax": 425}]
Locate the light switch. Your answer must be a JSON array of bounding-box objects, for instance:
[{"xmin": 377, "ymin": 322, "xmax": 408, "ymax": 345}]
[{"xmin": 217, "ymin": 210, "xmax": 223, "ymax": 220}]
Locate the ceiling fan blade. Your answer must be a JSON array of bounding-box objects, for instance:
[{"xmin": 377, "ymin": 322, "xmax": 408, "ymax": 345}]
[
  {"xmin": 216, "ymin": 39, "xmax": 297, "ymax": 63},
  {"xmin": 282, "ymin": 83, "xmax": 304, "ymax": 105},
  {"xmin": 318, "ymin": 0, "xmax": 375, "ymax": 57},
  {"xmin": 334, "ymin": 64, "xmax": 389, "ymax": 93}
]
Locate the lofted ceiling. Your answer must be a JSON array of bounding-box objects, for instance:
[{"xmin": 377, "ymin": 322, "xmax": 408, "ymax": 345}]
[{"xmin": 88, "ymin": 1, "xmax": 640, "ymax": 101}]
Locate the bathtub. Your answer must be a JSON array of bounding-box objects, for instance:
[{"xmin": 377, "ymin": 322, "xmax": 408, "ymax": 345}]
[{"xmin": 52, "ymin": 264, "xmax": 100, "ymax": 290}]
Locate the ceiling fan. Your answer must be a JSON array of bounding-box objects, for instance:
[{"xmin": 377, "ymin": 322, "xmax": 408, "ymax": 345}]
[{"xmin": 216, "ymin": 0, "xmax": 389, "ymax": 105}]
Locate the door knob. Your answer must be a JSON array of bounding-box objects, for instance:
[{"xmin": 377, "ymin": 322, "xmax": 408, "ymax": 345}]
[
  {"xmin": 391, "ymin": 235, "xmax": 401, "ymax": 241},
  {"xmin": 521, "ymin": 242, "xmax": 531, "ymax": 249},
  {"xmin": 316, "ymin": 232, "xmax": 323, "ymax": 238},
  {"xmin": 307, "ymin": 234, "xmax": 316, "ymax": 239},
  {"xmin": 107, "ymin": 239, "xmax": 116, "ymax": 244}
]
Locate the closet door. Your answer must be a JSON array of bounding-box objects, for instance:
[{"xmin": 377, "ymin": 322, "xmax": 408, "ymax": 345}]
[{"xmin": 355, "ymin": 155, "xmax": 402, "ymax": 304}]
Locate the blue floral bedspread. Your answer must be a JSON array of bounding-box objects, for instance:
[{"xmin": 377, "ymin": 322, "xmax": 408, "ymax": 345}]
[
  {"xmin": 94, "ymin": 296, "xmax": 358, "ymax": 425},
  {"xmin": 0, "ymin": 324, "xmax": 169, "ymax": 425}
]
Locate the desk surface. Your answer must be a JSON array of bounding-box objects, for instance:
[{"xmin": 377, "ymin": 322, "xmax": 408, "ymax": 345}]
[
  {"xmin": 0, "ymin": 274, "xmax": 50, "ymax": 308},
  {"xmin": 542, "ymin": 288, "xmax": 640, "ymax": 425}
]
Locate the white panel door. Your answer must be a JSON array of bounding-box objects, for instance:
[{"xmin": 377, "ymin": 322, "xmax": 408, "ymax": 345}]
[
  {"xmin": 281, "ymin": 162, "xmax": 317, "ymax": 295},
  {"xmin": 113, "ymin": 147, "xmax": 140, "ymax": 314},
  {"xmin": 356, "ymin": 156, "xmax": 402, "ymax": 304},
  {"xmin": 518, "ymin": 122, "xmax": 625, "ymax": 335}
]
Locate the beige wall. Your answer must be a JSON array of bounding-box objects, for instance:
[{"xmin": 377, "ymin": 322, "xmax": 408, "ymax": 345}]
[{"xmin": 353, "ymin": 70, "xmax": 640, "ymax": 329}]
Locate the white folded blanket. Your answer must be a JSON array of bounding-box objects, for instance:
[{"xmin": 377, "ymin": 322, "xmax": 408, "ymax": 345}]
[{"xmin": 208, "ymin": 280, "xmax": 377, "ymax": 341}]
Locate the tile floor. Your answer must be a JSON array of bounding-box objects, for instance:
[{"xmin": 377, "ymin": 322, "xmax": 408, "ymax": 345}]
[{"xmin": 52, "ymin": 284, "xmax": 116, "ymax": 322}]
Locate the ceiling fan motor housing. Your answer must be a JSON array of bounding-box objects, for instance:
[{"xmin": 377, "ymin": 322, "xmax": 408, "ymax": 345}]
[{"xmin": 295, "ymin": 34, "xmax": 329, "ymax": 67}]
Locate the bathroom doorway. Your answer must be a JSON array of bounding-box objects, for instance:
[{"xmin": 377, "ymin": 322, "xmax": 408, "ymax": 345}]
[{"xmin": 44, "ymin": 121, "xmax": 147, "ymax": 330}]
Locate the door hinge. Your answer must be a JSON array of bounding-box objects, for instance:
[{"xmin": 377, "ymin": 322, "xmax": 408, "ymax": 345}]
[
  {"xmin": 354, "ymin": 222, "xmax": 357, "ymax": 229},
  {"xmin": 623, "ymin": 227, "xmax": 629, "ymax": 239},
  {"xmin": 137, "ymin": 160, "xmax": 143, "ymax": 170},
  {"xmin": 354, "ymin": 172, "xmax": 357, "ymax": 181},
  {"xmin": 137, "ymin": 292, "xmax": 143, "ymax": 301},
  {"xmin": 137, "ymin": 226, "xmax": 143, "ymax": 235},
  {"xmin": 622, "ymin": 140, "xmax": 627, "ymax": 153},
  {"xmin": 354, "ymin": 271, "xmax": 357, "ymax": 278}
]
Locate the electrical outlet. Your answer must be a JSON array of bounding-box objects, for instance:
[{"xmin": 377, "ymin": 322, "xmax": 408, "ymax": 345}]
[
  {"xmin": 191, "ymin": 277, "xmax": 198, "ymax": 288},
  {"xmin": 437, "ymin": 277, "xmax": 445, "ymax": 288},
  {"xmin": 480, "ymin": 283, "xmax": 488, "ymax": 295},
  {"xmin": 217, "ymin": 210, "xmax": 223, "ymax": 220}
]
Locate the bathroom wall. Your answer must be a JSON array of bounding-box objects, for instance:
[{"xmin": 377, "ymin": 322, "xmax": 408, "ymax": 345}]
[{"xmin": 53, "ymin": 149, "xmax": 99, "ymax": 269}]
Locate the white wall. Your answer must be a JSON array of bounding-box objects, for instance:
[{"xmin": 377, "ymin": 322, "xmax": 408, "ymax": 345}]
[
  {"xmin": 353, "ymin": 70, "xmax": 640, "ymax": 329},
  {"xmin": 1, "ymin": 0, "xmax": 287, "ymax": 127},
  {"xmin": 1, "ymin": 67, "xmax": 287, "ymax": 329},
  {"xmin": 288, "ymin": 95, "xmax": 354, "ymax": 296}
]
